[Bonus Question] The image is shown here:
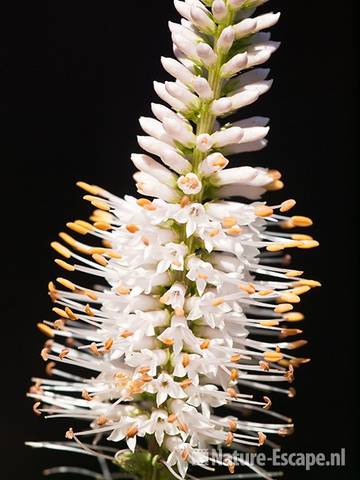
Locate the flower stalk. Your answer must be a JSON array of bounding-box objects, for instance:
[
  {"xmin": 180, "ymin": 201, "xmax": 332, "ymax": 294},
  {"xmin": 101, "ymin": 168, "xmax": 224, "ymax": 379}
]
[{"xmin": 28, "ymin": 1, "xmax": 319, "ymax": 479}]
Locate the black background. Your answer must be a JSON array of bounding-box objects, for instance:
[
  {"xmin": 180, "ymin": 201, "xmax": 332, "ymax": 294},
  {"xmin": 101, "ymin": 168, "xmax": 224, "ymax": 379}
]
[{"xmin": 1, "ymin": 0, "xmax": 358, "ymax": 479}]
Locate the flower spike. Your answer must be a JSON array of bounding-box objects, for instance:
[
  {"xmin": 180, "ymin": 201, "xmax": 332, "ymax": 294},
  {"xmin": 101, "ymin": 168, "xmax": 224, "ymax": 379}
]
[{"xmin": 28, "ymin": 2, "xmax": 319, "ymax": 479}]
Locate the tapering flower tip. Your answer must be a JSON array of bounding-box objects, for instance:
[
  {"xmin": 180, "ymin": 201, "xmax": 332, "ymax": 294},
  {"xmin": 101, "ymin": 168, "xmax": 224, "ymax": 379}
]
[
  {"xmin": 221, "ymin": 52, "xmax": 248, "ymax": 78},
  {"xmin": 211, "ymin": 97, "xmax": 232, "ymax": 115},
  {"xmin": 233, "ymin": 17, "xmax": 258, "ymax": 40},
  {"xmin": 217, "ymin": 26, "xmax": 235, "ymax": 54},
  {"xmin": 190, "ymin": 6, "xmax": 217, "ymax": 34},
  {"xmin": 212, "ymin": 0, "xmax": 228, "ymax": 22},
  {"xmin": 137, "ymin": 135, "xmax": 191, "ymax": 174},
  {"xmin": 165, "ymin": 81, "xmax": 201, "ymax": 110},
  {"xmin": 161, "ymin": 57, "xmax": 196, "ymax": 88},
  {"xmin": 154, "ymin": 81, "xmax": 187, "ymax": 113},
  {"xmin": 131, "ymin": 153, "xmax": 177, "ymax": 186},
  {"xmin": 138, "ymin": 117, "xmax": 173, "ymax": 145},
  {"xmin": 162, "ymin": 117, "xmax": 196, "ymax": 147},
  {"xmin": 193, "ymin": 77, "xmax": 213, "ymax": 100},
  {"xmin": 255, "ymin": 12, "xmax": 281, "ymax": 32},
  {"xmin": 173, "ymin": 0, "xmax": 192, "ymax": 21},
  {"xmin": 172, "ymin": 34, "xmax": 199, "ymax": 62},
  {"xmin": 196, "ymin": 43, "xmax": 217, "ymax": 68},
  {"xmin": 211, "ymin": 165, "xmax": 261, "ymax": 186},
  {"xmin": 211, "ymin": 126, "xmax": 244, "ymax": 147}
]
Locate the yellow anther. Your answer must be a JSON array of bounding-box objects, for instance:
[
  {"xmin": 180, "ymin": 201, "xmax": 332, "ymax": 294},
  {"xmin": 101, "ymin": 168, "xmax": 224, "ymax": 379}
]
[
  {"xmin": 291, "ymin": 279, "xmax": 321, "ymax": 288},
  {"xmin": 266, "ymin": 243, "xmax": 285, "ymax": 252},
  {"xmin": 290, "ymin": 285, "xmax": 311, "ymax": 295},
  {"xmin": 182, "ymin": 353, "xmax": 190, "ymax": 367},
  {"xmin": 200, "ymin": 339, "xmax": 210, "ymax": 349},
  {"xmin": 258, "ymin": 289, "xmax": 273, "ymax": 296},
  {"xmin": 56, "ymin": 277, "xmax": 76, "ymax": 291},
  {"xmin": 94, "ymin": 222, "xmax": 112, "ymax": 231},
  {"xmin": 260, "ymin": 320, "xmax": 279, "ymax": 327},
  {"xmin": 75, "ymin": 220, "xmax": 95, "ymax": 231},
  {"xmin": 268, "ymin": 169, "xmax": 282, "ymax": 180},
  {"xmin": 52, "ymin": 307, "xmax": 69, "ymax": 318},
  {"xmin": 255, "ymin": 205, "xmax": 274, "ymax": 217},
  {"xmin": 297, "ymin": 240, "xmax": 319, "ymax": 249},
  {"xmin": 291, "ymin": 215, "xmax": 313, "ymax": 227},
  {"xmin": 66, "ymin": 222, "xmax": 88, "ymax": 235},
  {"xmin": 278, "ymin": 293, "xmax": 301, "ymax": 304},
  {"xmin": 126, "ymin": 224, "xmax": 139, "ymax": 234},
  {"xmin": 76, "ymin": 181, "xmax": 105, "ymax": 196},
  {"xmin": 266, "ymin": 179, "xmax": 284, "ymax": 191},
  {"xmin": 222, "ymin": 216, "xmax": 237, "ymax": 228},
  {"xmin": 92, "ymin": 254, "xmax": 108, "ymax": 267},
  {"xmin": 37, "ymin": 323, "xmax": 54, "ymax": 338},
  {"xmin": 65, "ymin": 307, "xmax": 78, "ymax": 321},
  {"xmin": 224, "ymin": 226, "xmax": 242, "ymax": 235},
  {"xmin": 51, "ymin": 242, "xmax": 71, "ymax": 259},
  {"xmin": 84, "ymin": 304, "xmax": 94, "ymax": 316},
  {"xmin": 84, "ymin": 290, "xmax": 98, "ymax": 300},
  {"xmin": 239, "ymin": 283, "xmax": 256, "ymax": 294},
  {"xmin": 274, "ymin": 303, "xmax": 294, "ymax": 313},
  {"xmin": 285, "ymin": 270, "xmax": 304, "ymax": 277},
  {"xmin": 55, "ymin": 259, "xmax": 75, "ymax": 271},
  {"xmin": 283, "ymin": 312, "xmax": 304, "ymax": 322},
  {"xmin": 280, "ymin": 199, "xmax": 296, "ymax": 213},
  {"xmin": 263, "ymin": 351, "xmax": 283, "ymax": 362}
]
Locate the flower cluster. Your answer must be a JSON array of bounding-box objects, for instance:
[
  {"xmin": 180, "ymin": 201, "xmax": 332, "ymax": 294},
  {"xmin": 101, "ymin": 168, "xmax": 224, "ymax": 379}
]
[{"xmin": 28, "ymin": 1, "xmax": 319, "ymax": 479}]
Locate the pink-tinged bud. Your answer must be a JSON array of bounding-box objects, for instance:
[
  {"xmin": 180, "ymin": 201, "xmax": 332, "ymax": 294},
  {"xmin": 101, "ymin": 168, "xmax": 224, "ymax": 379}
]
[
  {"xmin": 193, "ymin": 77, "xmax": 213, "ymax": 100},
  {"xmin": 131, "ymin": 154, "xmax": 177, "ymax": 186},
  {"xmin": 174, "ymin": 0, "xmax": 191, "ymax": 21},
  {"xmin": 154, "ymin": 81, "xmax": 187, "ymax": 112},
  {"xmin": 212, "ymin": 166, "xmax": 259, "ymax": 186},
  {"xmin": 221, "ymin": 52, "xmax": 248, "ymax": 78},
  {"xmin": 190, "ymin": 6, "xmax": 216, "ymax": 34},
  {"xmin": 229, "ymin": 90, "xmax": 259, "ymax": 110},
  {"xmin": 212, "ymin": 0, "xmax": 228, "ymax": 22},
  {"xmin": 211, "ymin": 97, "xmax": 232, "ymax": 115},
  {"xmin": 161, "ymin": 57, "xmax": 196, "ymax": 88},
  {"xmin": 217, "ymin": 26, "xmax": 235, "ymax": 54},
  {"xmin": 196, "ymin": 43, "xmax": 217, "ymax": 68},
  {"xmin": 211, "ymin": 126, "xmax": 244, "ymax": 148},
  {"xmin": 162, "ymin": 117, "xmax": 196, "ymax": 147},
  {"xmin": 254, "ymin": 12, "xmax": 281, "ymax": 32},
  {"xmin": 233, "ymin": 18, "xmax": 257, "ymax": 40},
  {"xmin": 165, "ymin": 81, "xmax": 200, "ymax": 110}
]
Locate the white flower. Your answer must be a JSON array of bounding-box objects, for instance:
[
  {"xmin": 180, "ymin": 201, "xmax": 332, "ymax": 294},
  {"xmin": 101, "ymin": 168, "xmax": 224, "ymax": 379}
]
[
  {"xmin": 146, "ymin": 409, "xmax": 178, "ymax": 446},
  {"xmin": 177, "ymin": 173, "xmax": 202, "ymax": 195},
  {"xmin": 145, "ymin": 373, "xmax": 187, "ymax": 407},
  {"xmin": 107, "ymin": 416, "xmax": 147, "ymax": 452},
  {"xmin": 187, "ymin": 292, "xmax": 232, "ymax": 329},
  {"xmin": 156, "ymin": 242, "xmax": 187, "ymax": 273},
  {"xmin": 174, "ymin": 203, "xmax": 209, "ymax": 237},
  {"xmin": 158, "ymin": 316, "xmax": 199, "ymax": 355},
  {"xmin": 186, "ymin": 256, "xmax": 221, "ymax": 295},
  {"xmin": 160, "ymin": 282, "xmax": 186, "ymax": 311}
]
